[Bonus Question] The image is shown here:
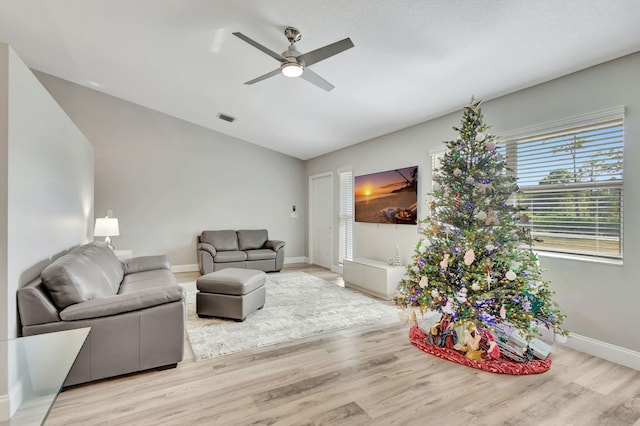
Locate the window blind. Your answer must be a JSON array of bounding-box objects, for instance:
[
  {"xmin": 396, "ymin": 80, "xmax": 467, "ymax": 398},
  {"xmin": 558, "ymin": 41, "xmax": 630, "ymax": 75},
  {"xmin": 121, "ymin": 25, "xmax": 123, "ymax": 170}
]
[
  {"xmin": 508, "ymin": 119, "xmax": 624, "ymax": 259},
  {"xmin": 338, "ymin": 171, "xmax": 353, "ymax": 264}
]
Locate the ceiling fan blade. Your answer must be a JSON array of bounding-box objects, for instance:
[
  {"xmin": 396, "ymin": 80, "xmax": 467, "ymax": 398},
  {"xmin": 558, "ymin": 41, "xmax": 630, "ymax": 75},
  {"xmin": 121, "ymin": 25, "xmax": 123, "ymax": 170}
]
[
  {"xmin": 244, "ymin": 68, "xmax": 282, "ymax": 85},
  {"xmin": 297, "ymin": 38, "xmax": 354, "ymax": 67},
  {"xmin": 232, "ymin": 32, "xmax": 286, "ymax": 63},
  {"xmin": 300, "ymin": 68, "xmax": 335, "ymax": 92}
]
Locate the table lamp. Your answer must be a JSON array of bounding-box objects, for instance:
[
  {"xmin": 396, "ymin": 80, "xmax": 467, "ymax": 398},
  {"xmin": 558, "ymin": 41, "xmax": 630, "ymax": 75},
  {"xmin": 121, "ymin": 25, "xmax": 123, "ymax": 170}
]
[{"xmin": 94, "ymin": 217, "xmax": 120, "ymax": 250}]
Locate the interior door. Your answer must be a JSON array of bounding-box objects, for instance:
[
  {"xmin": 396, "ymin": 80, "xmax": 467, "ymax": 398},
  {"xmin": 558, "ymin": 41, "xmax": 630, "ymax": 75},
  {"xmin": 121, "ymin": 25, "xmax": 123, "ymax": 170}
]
[{"xmin": 310, "ymin": 173, "xmax": 333, "ymax": 269}]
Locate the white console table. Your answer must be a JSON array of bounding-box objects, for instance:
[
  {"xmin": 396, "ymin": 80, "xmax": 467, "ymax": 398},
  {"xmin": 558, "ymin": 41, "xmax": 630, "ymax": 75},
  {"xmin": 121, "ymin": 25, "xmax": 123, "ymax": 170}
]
[{"xmin": 343, "ymin": 258, "xmax": 406, "ymax": 300}]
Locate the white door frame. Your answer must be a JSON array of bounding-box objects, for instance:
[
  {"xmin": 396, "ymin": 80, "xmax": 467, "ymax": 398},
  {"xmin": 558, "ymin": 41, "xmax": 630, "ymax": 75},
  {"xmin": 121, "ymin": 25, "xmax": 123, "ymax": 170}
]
[{"xmin": 308, "ymin": 172, "xmax": 333, "ymax": 268}]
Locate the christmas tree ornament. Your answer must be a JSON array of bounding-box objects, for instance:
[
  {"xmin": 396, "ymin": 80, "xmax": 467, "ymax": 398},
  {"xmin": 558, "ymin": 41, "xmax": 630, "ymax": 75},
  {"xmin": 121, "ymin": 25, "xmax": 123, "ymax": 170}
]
[
  {"xmin": 485, "ymin": 210, "xmax": 499, "ymax": 225},
  {"xmin": 471, "ymin": 282, "xmax": 481, "ymax": 291},
  {"xmin": 476, "ymin": 210, "xmax": 487, "ymax": 221},
  {"xmin": 500, "ymin": 305, "xmax": 507, "ymax": 319},
  {"xmin": 511, "ymin": 183, "xmax": 520, "ymax": 192},
  {"xmin": 475, "ymin": 132, "xmax": 486, "ymax": 142},
  {"xmin": 506, "ymin": 270, "xmax": 517, "ymax": 281},
  {"xmin": 433, "ymin": 181, "xmax": 442, "ymax": 191},
  {"xmin": 485, "ymin": 141, "xmax": 496, "ymax": 151},
  {"xmin": 520, "ymin": 214, "xmax": 530, "ymax": 223},
  {"xmin": 476, "ymin": 182, "xmax": 492, "ymax": 192},
  {"xmin": 465, "ymin": 176, "xmax": 475, "ymax": 185},
  {"xmin": 440, "ymin": 254, "xmax": 450, "ymax": 270},
  {"xmin": 453, "ymin": 168, "xmax": 463, "ymax": 177},
  {"xmin": 456, "ymin": 287, "xmax": 468, "ymax": 303},
  {"xmin": 463, "ymin": 249, "xmax": 475, "ymax": 266},
  {"xmin": 419, "ymin": 276, "xmax": 429, "ymax": 288}
]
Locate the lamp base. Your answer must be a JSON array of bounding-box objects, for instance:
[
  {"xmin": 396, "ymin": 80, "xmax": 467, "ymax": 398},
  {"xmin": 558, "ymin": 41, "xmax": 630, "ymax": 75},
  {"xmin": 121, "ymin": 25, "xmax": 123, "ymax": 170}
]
[{"xmin": 104, "ymin": 236, "xmax": 115, "ymax": 250}]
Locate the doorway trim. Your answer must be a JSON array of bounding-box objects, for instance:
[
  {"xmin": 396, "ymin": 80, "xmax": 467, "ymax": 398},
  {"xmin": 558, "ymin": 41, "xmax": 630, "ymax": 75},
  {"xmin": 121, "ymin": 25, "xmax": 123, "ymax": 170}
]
[{"xmin": 308, "ymin": 172, "xmax": 333, "ymax": 269}]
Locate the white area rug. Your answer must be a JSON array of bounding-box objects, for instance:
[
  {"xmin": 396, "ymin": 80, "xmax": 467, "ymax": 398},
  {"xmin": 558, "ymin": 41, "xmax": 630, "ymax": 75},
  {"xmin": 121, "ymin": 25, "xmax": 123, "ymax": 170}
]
[{"xmin": 182, "ymin": 271, "xmax": 400, "ymax": 361}]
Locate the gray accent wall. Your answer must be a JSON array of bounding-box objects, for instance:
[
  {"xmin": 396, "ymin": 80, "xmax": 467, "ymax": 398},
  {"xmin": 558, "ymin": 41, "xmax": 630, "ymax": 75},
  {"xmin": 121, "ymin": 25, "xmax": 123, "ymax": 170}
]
[
  {"xmin": 0, "ymin": 44, "xmax": 93, "ymax": 418},
  {"xmin": 34, "ymin": 72, "xmax": 307, "ymax": 267},
  {"xmin": 306, "ymin": 52, "xmax": 640, "ymax": 355}
]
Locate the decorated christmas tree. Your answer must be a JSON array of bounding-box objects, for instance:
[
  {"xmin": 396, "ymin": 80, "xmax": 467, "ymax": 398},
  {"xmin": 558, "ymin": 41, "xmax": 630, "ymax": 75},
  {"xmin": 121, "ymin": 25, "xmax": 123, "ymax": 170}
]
[{"xmin": 395, "ymin": 97, "xmax": 567, "ymax": 366}]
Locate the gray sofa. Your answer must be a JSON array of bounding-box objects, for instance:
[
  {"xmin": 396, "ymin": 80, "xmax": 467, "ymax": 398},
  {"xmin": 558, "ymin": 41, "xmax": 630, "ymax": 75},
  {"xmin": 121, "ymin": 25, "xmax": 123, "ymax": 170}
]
[
  {"xmin": 17, "ymin": 241, "xmax": 185, "ymax": 387},
  {"xmin": 197, "ymin": 229, "xmax": 285, "ymax": 274}
]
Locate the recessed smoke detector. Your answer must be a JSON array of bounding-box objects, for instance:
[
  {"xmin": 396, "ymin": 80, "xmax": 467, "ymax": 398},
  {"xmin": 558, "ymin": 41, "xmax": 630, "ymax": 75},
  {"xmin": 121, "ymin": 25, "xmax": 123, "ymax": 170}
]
[{"xmin": 218, "ymin": 113, "xmax": 236, "ymax": 123}]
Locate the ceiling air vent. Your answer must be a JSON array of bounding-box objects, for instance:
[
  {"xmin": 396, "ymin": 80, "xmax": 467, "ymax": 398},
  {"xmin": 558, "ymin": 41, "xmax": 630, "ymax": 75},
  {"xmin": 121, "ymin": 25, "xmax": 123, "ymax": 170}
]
[{"xmin": 218, "ymin": 113, "xmax": 236, "ymax": 123}]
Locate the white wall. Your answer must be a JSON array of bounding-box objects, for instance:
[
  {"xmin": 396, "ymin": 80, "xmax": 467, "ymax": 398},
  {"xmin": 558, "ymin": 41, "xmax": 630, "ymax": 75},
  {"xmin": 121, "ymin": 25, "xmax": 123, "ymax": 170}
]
[
  {"xmin": 0, "ymin": 43, "xmax": 93, "ymax": 419},
  {"xmin": 35, "ymin": 72, "xmax": 307, "ymax": 268},
  {"xmin": 306, "ymin": 52, "xmax": 640, "ymax": 361}
]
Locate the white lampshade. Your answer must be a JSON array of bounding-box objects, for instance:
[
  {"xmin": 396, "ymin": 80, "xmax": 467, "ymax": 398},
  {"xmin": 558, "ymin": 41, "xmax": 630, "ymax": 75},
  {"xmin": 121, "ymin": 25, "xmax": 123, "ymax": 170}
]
[
  {"xmin": 281, "ymin": 62, "xmax": 303, "ymax": 78},
  {"xmin": 94, "ymin": 217, "xmax": 120, "ymax": 237},
  {"xmin": 94, "ymin": 217, "xmax": 119, "ymax": 249}
]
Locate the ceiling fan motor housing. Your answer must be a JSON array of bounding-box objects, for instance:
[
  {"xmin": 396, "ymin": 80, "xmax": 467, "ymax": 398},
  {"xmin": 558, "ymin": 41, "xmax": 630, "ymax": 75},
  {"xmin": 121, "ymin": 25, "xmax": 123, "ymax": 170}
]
[{"xmin": 284, "ymin": 27, "xmax": 302, "ymax": 44}]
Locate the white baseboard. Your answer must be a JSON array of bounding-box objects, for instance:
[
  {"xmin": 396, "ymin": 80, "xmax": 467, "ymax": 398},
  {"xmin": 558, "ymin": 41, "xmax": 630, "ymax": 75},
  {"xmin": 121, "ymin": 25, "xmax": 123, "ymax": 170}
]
[
  {"xmin": 563, "ymin": 332, "xmax": 640, "ymax": 371},
  {"xmin": 0, "ymin": 374, "xmax": 26, "ymax": 421},
  {"xmin": 284, "ymin": 256, "xmax": 308, "ymax": 264},
  {"xmin": 171, "ymin": 257, "xmax": 310, "ymax": 273}
]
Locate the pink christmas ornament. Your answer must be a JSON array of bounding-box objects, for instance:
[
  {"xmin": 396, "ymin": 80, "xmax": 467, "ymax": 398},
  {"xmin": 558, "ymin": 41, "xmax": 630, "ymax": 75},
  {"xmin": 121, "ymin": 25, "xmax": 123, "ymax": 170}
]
[{"xmin": 463, "ymin": 249, "xmax": 475, "ymax": 266}]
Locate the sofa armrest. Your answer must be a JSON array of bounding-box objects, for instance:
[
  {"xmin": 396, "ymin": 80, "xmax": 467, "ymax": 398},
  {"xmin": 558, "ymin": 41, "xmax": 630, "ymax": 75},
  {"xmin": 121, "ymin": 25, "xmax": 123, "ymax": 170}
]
[
  {"xmin": 59, "ymin": 287, "xmax": 184, "ymax": 321},
  {"xmin": 265, "ymin": 240, "xmax": 286, "ymax": 252},
  {"xmin": 197, "ymin": 242, "xmax": 217, "ymax": 257},
  {"xmin": 122, "ymin": 255, "xmax": 171, "ymax": 274}
]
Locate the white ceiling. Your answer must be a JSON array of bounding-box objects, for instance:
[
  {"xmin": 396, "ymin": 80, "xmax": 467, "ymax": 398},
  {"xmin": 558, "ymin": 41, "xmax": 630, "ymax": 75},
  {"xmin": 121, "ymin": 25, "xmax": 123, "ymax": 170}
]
[{"xmin": 1, "ymin": 1, "xmax": 639, "ymax": 160}]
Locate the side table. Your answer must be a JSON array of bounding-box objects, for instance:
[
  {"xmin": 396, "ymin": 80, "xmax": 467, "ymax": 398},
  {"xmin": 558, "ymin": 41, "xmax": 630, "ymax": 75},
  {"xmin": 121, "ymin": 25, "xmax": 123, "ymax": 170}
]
[{"xmin": 114, "ymin": 249, "xmax": 133, "ymax": 260}]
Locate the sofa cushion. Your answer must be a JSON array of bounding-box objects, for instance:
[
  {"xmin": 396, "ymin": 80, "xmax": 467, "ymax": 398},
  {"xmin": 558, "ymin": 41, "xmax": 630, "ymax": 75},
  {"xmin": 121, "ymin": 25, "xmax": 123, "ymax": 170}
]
[
  {"xmin": 121, "ymin": 255, "xmax": 170, "ymax": 275},
  {"xmin": 237, "ymin": 229, "xmax": 268, "ymax": 250},
  {"xmin": 59, "ymin": 287, "xmax": 185, "ymax": 321},
  {"xmin": 246, "ymin": 249, "xmax": 277, "ymax": 261},
  {"xmin": 41, "ymin": 241, "xmax": 123, "ymax": 310},
  {"xmin": 213, "ymin": 250, "xmax": 247, "ymax": 263},
  {"xmin": 119, "ymin": 269, "xmax": 178, "ymax": 293},
  {"xmin": 201, "ymin": 230, "xmax": 239, "ymax": 251}
]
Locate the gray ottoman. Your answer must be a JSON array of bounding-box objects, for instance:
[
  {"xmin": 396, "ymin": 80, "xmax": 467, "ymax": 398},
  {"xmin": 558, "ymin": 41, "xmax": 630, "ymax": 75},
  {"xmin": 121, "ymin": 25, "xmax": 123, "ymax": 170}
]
[{"xmin": 196, "ymin": 268, "xmax": 267, "ymax": 321}]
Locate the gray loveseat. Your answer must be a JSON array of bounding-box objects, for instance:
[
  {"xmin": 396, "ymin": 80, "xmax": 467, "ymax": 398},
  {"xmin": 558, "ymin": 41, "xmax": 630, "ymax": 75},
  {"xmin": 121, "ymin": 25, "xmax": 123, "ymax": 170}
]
[
  {"xmin": 197, "ymin": 229, "xmax": 285, "ymax": 274},
  {"xmin": 17, "ymin": 241, "xmax": 185, "ymax": 386}
]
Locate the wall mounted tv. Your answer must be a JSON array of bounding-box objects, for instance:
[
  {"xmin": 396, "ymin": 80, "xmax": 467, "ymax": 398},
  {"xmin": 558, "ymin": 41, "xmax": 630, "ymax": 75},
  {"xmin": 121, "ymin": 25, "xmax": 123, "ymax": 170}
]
[{"xmin": 354, "ymin": 166, "xmax": 418, "ymax": 224}]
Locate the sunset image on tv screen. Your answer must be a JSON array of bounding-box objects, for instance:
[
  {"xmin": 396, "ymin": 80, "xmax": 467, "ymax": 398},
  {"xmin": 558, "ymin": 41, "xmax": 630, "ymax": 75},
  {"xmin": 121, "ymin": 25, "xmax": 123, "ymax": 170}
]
[{"xmin": 354, "ymin": 166, "xmax": 418, "ymax": 224}]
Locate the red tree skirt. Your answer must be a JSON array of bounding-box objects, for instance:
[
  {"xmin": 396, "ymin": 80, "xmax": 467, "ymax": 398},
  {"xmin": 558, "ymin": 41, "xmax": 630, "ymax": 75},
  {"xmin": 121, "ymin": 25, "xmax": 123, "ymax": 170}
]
[{"xmin": 409, "ymin": 325, "xmax": 551, "ymax": 375}]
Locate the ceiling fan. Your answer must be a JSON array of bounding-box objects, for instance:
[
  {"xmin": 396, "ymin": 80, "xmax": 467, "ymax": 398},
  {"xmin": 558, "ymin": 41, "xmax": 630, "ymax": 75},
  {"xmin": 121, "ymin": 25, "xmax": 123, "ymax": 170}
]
[{"xmin": 232, "ymin": 27, "xmax": 354, "ymax": 92}]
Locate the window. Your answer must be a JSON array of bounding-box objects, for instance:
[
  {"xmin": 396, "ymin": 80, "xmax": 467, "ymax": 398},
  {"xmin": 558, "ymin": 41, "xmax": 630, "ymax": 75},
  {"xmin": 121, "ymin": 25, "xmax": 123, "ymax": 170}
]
[
  {"xmin": 503, "ymin": 110, "xmax": 624, "ymax": 260},
  {"xmin": 338, "ymin": 170, "xmax": 353, "ymax": 265}
]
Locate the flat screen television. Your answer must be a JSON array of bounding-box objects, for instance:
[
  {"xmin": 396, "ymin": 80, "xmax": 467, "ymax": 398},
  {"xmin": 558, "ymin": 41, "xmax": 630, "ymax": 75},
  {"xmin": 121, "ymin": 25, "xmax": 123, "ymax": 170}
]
[{"xmin": 354, "ymin": 166, "xmax": 418, "ymax": 224}]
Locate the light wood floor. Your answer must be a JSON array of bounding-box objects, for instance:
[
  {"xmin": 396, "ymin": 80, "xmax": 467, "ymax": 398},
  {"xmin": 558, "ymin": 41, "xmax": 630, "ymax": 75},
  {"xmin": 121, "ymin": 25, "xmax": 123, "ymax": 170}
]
[{"xmin": 47, "ymin": 264, "xmax": 640, "ymax": 425}]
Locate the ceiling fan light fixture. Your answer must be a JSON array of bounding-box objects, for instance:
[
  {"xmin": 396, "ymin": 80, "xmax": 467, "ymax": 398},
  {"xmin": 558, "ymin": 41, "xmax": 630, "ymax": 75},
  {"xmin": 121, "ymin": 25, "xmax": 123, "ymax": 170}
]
[{"xmin": 281, "ymin": 62, "xmax": 303, "ymax": 78}]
